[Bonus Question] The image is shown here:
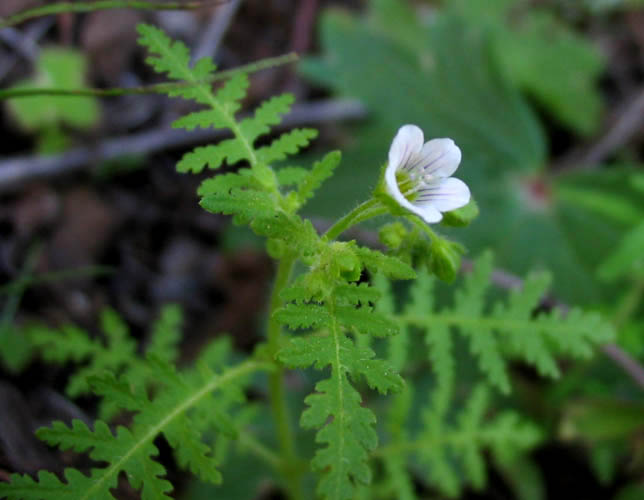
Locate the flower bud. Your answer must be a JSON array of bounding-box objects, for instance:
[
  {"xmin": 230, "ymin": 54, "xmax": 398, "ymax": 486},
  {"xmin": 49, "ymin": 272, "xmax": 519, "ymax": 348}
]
[
  {"xmin": 429, "ymin": 238, "xmax": 465, "ymax": 282},
  {"xmin": 379, "ymin": 222, "xmax": 408, "ymax": 250}
]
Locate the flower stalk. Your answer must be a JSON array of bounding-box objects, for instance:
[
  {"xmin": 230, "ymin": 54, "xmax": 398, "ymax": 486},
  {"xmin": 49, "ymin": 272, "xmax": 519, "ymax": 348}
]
[{"xmin": 323, "ymin": 198, "xmax": 388, "ymax": 241}]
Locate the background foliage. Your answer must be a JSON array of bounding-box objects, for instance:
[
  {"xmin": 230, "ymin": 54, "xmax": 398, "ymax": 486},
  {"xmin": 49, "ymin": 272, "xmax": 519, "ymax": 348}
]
[{"xmin": 0, "ymin": 1, "xmax": 643, "ymax": 500}]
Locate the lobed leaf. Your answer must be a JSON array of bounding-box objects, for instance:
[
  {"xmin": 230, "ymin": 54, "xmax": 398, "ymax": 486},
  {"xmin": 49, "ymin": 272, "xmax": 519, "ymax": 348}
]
[
  {"xmin": 336, "ymin": 306, "xmax": 399, "ymax": 338},
  {"xmin": 239, "ymin": 94, "xmax": 295, "ymax": 143},
  {"xmin": 396, "ymin": 252, "xmax": 614, "ymax": 394},
  {"xmin": 274, "ymin": 304, "xmax": 331, "ymax": 330},
  {"xmin": 256, "ymin": 128, "xmax": 318, "ymax": 164},
  {"xmin": 296, "ymin": 151, "xmax": 342, "ymax": 204},
  {"xmin": 355, "ymin": 247, "xmax": 416, "ymax": 280}
]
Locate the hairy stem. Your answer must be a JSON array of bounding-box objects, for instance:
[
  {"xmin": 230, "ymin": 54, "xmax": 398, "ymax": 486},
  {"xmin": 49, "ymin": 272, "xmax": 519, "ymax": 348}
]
[
  {"xmin": 407, "ymin": 214, "xmax": 439, "ymax": 243},
  {"xmin": 323, "ymin": 198, "xmax": 387, "ymax": 241},
  {"xmin": 267, "ymin": 254, "xmax": 304, "ymax": 500}
]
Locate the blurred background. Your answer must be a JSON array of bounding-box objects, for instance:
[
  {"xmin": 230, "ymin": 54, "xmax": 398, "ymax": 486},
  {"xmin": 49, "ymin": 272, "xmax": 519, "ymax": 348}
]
[{"xmin": 1, "ymin": 0, "xmax": 644, "ymax": 499}]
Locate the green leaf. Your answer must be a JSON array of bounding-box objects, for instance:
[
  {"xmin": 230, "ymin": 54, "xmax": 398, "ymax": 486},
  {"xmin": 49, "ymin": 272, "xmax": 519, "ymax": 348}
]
[
  {"xmin": 416, "ymin": 386, "xmax": 542, "ymax": 497},
  {"xmin": 278, "ymin": 289, "xmax": 403, "ymax": 500},
  {"xmin": 199, "ymin": 188, "xmax": 276, "ymax": 222},
  {"xmin": 355, "ymin": 247, "xmax": 416, "ymax": 280},
  {"xmin": 296, "ymin": 151, "xmax": 342, "ymax": 204},
  {"xmin": 172, "ymin": 74, "xmax": 249, "ymax": 130},
  {"xmin": 335, "ymin": 282, "xmax": 382, "ymax": 305},
  {"xmin": 448, "ymin": 0, "xmax": 603, "ymax": 134},
  {"xmin": 279, "ymin": 332, "xmax": 401, "ymax": 500},
  {"xmin": 29, "ymin": 306, "xmax": 187, "ymax": 420},
  {"xmin": 336, "ymin": 306, "xmax": 399, "ymax": 338},
  {"xmin": 276, "ymin": 166, "xmax": 310, "ymax": 187},
  {"xmin": 597, "ymin": 221, "xmax": 644, "ymax": 281},
  {"xmin": 257, "ymin": 128, "xmax": 318, "ymax": 164},
  {"xmin": 250, "ymin": 212, "xmax": 320, "ymax": 255},
  {"xmin": 0, "ymin": 356, "xmax": 266, "ymax": 500},
  {"xmin": 274, "ymin": 304, "xmax": 331, "ymax": 330},
  {"xmin": 7, "ymin": 48, "xmax": 99, "ymax": 132},
  {"xmin": 177, "ymin": 144, "xmax": 227, "ymax": 173},
  {"xmin": 137, "ymin": 23, "xmax": 194, "ymax": 80},
  {"xmin": 239, "ymin": 94, "xmax": 295, "ymax": 143},
  {"xmin": 305, "ymin": 375, "xmax": 376, "ymax": 500},
  {"xmin": 146, "ymin": 304, "xmax": 182, "ymax": 363},
  {"xmin": 30, "ymin": 308, "xmax": 137, "ymax": 398},
  {"xmin": 397, "ymin": 252, "xmax": 614, "ymax": 394},
  {"xmin": 300, "ymin": 2, "xmax": 636, "ymax": 303},
  {"xmin": 301, "ymin": 7, "xmax": 543, "ymax": 213}
]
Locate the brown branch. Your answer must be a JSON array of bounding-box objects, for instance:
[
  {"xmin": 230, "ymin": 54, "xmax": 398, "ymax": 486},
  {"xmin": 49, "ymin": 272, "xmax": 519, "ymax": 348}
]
[
  {"xmin": 581, "ymin": 87, "xmax": 644, "ymax": 167},
  {"xmin": 556, "ymin": 86, "xmax": 644, "ymax": 171},
  {"xmin": 0, "ymin": 98, "xmax": 367, "ymax": 192}
]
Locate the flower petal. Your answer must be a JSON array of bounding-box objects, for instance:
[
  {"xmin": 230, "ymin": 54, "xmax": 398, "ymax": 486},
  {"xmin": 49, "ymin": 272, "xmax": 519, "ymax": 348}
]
[
  {"xmin": 412, "ymin": 203, "xmax": 443, "ymax": 223},
  {"xmin": 384, "ymin": 163, "xmax": 442, "ymax": 223},
  {"xmin": 415, "ymin": 177, "xmax": 471, "ymax": 212},
  {"xmin": 388, "ymin": 124, "xmax": 424, "ymax": 172},
  {"xmin": 408, "ymin": 138, "xmax": 461, "ymax": 178}
]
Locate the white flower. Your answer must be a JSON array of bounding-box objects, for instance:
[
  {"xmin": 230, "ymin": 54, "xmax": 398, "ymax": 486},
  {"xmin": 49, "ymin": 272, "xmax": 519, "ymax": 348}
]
[{"xmin": 385, "ymin": 124, "xmax": 470, "ymax": 223}]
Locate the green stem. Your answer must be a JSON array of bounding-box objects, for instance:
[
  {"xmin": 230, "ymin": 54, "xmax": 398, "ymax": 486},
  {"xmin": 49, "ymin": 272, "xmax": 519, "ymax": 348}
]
[
  {"xmin": 267, "ymin": 254, "xmax": 304, "ymax": 500},
  {"xmin": 0, "ymin": 0, "xmax": 225, "ymax": 29},
  {"xmin": 0, "ymin": 53, "xmax": 298, "ymax": 100},
  {"xmin": 406, "ymin": 214, "xmax": 439, "ymax": 243},
  {"xmin": 323, "ymin": 198, "xmax": 387, "ymax": 241}
]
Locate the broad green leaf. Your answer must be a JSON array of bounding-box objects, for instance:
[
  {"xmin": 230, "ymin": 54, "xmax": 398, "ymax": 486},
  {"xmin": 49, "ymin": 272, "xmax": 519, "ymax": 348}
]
[
  {"xmin": 448, "ymin": 0, "xmax": 604, "ymax": 134},
  {"xmin": 300, "ymin": 2, "xmax": 640, "ymax": 303}
]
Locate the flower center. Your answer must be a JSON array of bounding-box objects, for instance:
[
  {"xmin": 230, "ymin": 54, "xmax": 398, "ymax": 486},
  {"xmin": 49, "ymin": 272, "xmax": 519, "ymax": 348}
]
[{"xmin": 396, "ymin": 170, "xmax": 434, "ymax": 202}]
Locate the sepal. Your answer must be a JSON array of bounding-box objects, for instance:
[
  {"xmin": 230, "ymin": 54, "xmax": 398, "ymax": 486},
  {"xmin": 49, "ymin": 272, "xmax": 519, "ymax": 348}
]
[{"xmin": 441, "ymin": 198, "xmax": 479, "ymax": 227}]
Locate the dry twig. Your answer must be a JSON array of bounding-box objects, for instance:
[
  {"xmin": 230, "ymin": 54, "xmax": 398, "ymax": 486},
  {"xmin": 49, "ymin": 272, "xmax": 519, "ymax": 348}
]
[{"xmin": 0, "ymin": 98, "xmax": 367, "ymax": 192}]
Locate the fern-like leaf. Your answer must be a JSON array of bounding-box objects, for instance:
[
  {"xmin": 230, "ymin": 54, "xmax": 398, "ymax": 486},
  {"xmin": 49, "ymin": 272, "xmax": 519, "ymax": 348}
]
[
  {"xmin": 355, "ymin": 247, "xmax": 416, "ymax": 280},
  {"xmin": 0, "ymin": 347, "xmax": 270, "ymax": 500},
  {"xmin": 137, "ymin": 24, "xmax": 194, "ymax": 80},
  {"xmin": 30, "ymin": 308, "xmax": 136, "ymax": 399},
  {"xmin": 279, "ymin": 331, "xmax": 402, "ymax": 500},
  {"xmin": 335, "ymin": 306, "xmax": 399, "ymax": 338},
  {"xmin": 200, "ymin": 186, "xmax": 276, "ymax": 221},
  {"xmin": 256, "ymin": 128, "xmax": 318, "ymax": 164},
  {"xmin": 398, "ymin": 252, "xmax": 614, "ymax": 394},
  {"xmin": 416, "ymin": 386, "xmax": 542, "ymax": 497},
  {"xmin": 276, "ymin": 166, "xmax": 309, "ymax": 187},
  {"xmin": 274, "ymin": 304, "xmax": 331, "ymax": 329},
  {"xmin": 295, "ymin": 151, "xmax": 342, "ymax": 206},
  {"xmin": 239, "ymin": 94, "xmax": 294, "ymax": 143},
  {"xmin": 145, "ymin": 303, "xmax": 182, "ymax": 363},
  {"xmin": 176, "ymin": 141, "xmax": 237, "ymax": 173},
  {"xmin": 277, "ymin": 279, "xmax": 404, "ymax": 500},
  {"xmin": 28, "ymin": 306, "xmax": 183, "ymax": 419}
]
